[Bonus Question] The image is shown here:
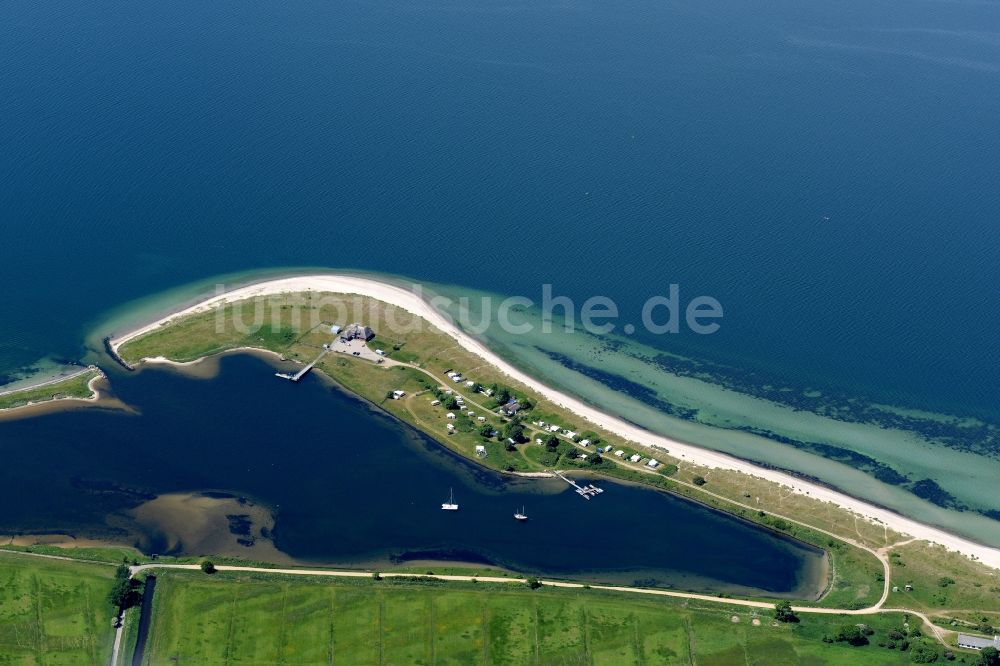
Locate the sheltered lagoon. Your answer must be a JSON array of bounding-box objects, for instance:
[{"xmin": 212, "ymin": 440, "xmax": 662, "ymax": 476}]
[{"xmin": 0, "ymin": 353, "xmax": 827, "ymax": 599}]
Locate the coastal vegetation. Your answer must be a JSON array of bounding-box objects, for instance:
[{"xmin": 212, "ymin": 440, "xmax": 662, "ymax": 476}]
[
  {"xmin": 0, "ymin": 367, "xmax": 101, "ymax": 411},
  {"xmin": 113, "ymin": 291, "xmax": 1000, "ymax": 618}
]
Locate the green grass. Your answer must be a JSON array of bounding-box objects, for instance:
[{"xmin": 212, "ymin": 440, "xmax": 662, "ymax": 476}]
[
  {"xmin": 120, "ymin": 291, "xmax": 992, "ymax": 614},
  {"xmin": 138, "ymin": 570, "xmax": 941, "ymax": 665},
  {"xmin": 0, "ymin": 544, "xmax": 142, "ymax": 565},
  {"xmin": 0, "ymin": 552, "xmax": 117, "ymax": 665},
  {"xmin": 0, "ymin": 369, "xmax": 99, "ymax": 411}
]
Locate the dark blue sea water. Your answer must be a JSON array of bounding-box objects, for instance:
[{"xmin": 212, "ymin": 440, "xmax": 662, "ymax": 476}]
[
  {"xmin": 3, "ymin": 0, "xmax": 1000, "ymax": 496},
  {"xmin": 3, "ymin": 0, "xmax": 999, "ymax": 421}
]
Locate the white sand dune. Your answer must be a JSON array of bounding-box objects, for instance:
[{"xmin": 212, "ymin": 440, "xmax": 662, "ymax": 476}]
[{"xmin": 110, "ymin": 275, "xmax": 1000, "ymax": 569}]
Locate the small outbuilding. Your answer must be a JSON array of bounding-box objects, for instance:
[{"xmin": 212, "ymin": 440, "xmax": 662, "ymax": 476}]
[
  {"xmin": 647, "ymin": 459, "xmax": 660, "ymax": 469},
  {"xmin": 446, "ymin": 412, "xmax": 456, "ymax": 419},
  {"xmin": 392, "ymin": 390, "xmax": 405, "ymax": 399},
  {"xmin": 629, "ymin": 454, "xmax": 642, "ymax": 463},
  {"xmin": 475, "ymin": 445, "xmax": 487, "ymax": 458}
]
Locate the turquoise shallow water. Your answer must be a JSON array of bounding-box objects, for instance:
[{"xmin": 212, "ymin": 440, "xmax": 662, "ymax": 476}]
[{"xmin": 2, "ymin": 1, "xmax": 1000, "ymax": 539}]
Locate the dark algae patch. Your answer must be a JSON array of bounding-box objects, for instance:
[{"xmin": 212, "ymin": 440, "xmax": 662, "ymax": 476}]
[{"xmin": 538, "ymin": 346, "xmax": 992, "ymax": 518}]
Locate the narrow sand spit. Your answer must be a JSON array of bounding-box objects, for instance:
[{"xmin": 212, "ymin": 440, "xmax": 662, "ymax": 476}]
[{"xmin": 110, "ymin": 274, "xmax": 1000, "ymax": 569}]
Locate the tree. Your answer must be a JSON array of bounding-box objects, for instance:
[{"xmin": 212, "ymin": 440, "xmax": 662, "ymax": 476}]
[
  {"xmin": 588, "ymin": 454, "xmax": 603, "ymax": 466},
  {"xmin": 833, "ymin": 624, "xmax": 869, "ymax": 646},
  {"xmin": 505, "ymin": 423, "xmax": 525, "ymax": 443},
  {"xmin": 692, "ymin": 475, "xmax": 706, "ymax": 486},
  {"xmin": 980, "ymin": 647, "xmax": 1000, "ymax": 666},
  {"xmin": 545, "ymin": 436, "xmax": 559, "ymax": 450},
  {"xmin": 909, "ymin": 643, "xmax": 940, "ymax": 663},
  {"xmin": 479, "ymin": 423, "xmax": 495, "ymax": 439},
  {"xmin": 526, "ymin": 577, "xmax": 542, "ymax": 590},
  {"xmin": 773, "ymin": 600, "xmax": 798, "ymax": 623},
  {"xmin": 108, "ymin": 563, "xmax": 135, "ymax": 609},
  {"xmin": 200, "ymin": 560, "xmax": 216, "ymax": 574}
]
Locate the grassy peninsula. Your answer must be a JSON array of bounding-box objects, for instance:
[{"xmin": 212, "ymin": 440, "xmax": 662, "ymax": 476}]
[
  {"xmin": 0, "ymin": 367, "xmax": 102, "ymax": 412},
  {"xmin": 3, "ymin": 290, "xmax": 990, "ymax": 664}
]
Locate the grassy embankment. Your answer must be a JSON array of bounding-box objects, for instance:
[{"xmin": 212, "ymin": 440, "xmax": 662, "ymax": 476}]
[
  {"xmin": 133, "ymin": 568, "xmax": 953, "ymax": 666},
  {"xmin": 117, "ymin": 292, "xmax": 999, "ymax": 615},
  {"xmin": 0, "ymin": 368, "xmax": 100, "ymax": 411},
  {"xmin": 0, "ymin": 551, "xmax": 117, "ymax": 665}
]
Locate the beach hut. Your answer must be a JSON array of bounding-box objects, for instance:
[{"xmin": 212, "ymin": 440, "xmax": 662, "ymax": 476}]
[{"xmin": 446, "ymin": 412, "xmax": 456, "ymax": 419}]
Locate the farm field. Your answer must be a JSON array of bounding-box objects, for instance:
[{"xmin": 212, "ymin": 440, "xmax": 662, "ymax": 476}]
[
  {"xmin": 0, "ymin": 552, "xmax": 117, "ymax": 665},
  {"xmin": 138, "ymin": 570, "xmax": 928, "ymax": 666}
]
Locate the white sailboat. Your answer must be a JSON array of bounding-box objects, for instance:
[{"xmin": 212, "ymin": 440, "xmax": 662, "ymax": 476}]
[
  {"xmin": 441, "ymin": 488, "xmax": 459, "ymax": 511},
  {"xmin": 514, "ymin": 506, "xmax": 527, "ymax": 521}
]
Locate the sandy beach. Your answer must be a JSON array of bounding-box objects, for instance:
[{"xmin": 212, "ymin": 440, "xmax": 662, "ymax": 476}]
[{"xmin": 110, "ymin": 274, "xmax": 1000, "ymax": 569}]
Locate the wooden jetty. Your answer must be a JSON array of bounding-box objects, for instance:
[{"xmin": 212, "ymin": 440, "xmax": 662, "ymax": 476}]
[
  {"xmin": 275, "ymin": 348, "xmax": 329, "ymax": 382},
  {"xmin": 553, "ymin": 471, "xmax": 604, "ymax": 500}
]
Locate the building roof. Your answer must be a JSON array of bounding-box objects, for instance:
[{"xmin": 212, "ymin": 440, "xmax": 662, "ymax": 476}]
[
  {"xmin": 340, "ymin": 323, "xmax": 375, "ymax": 341},
  {"xmin": 501, "ymin": 400, "xmax": 520, "ymax": 414},
  {"xmin": 957, "ymin": 634, "xmax": 1000, "ymax": 650}
]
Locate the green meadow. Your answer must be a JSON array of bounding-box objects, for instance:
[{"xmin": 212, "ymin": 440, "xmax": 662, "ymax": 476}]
[
  {"xmin": 137, "ymin": 570, "xmax": 935, "ymax": 666},
  {"xmin": 0, "ymin": 552, "xmax": 116, "ymax": 665}
]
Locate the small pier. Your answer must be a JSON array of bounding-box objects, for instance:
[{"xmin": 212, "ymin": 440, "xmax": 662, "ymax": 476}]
[
  {"xmin": 553, "ymin": 471, "xmax": 604, "ymax": 500},
  {"xmin": 276, "ymin": 348, "xmax": 329, "ymax": 382}
]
